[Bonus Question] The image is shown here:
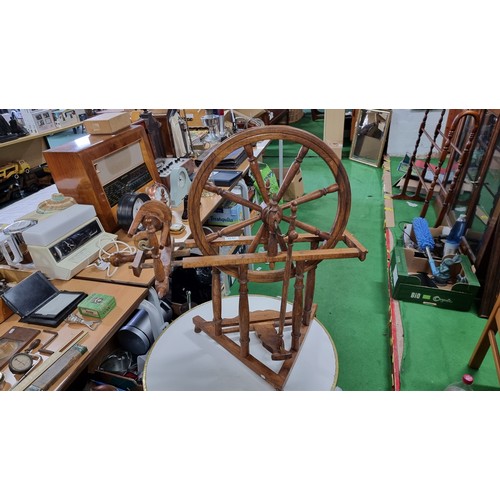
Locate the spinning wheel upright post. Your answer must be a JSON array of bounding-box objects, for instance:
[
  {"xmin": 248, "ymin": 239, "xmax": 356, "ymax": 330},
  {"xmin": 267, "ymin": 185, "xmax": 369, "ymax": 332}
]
[{"xmin": 184, "ymin": 125, "xmax": 367, "ymax": 390}]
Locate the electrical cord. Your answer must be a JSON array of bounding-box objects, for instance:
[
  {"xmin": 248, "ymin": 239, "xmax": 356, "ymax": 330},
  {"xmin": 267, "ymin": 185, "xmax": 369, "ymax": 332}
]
[{"xmin": 86, "ymin": 234, "xmax": 137, "ymax": 278}]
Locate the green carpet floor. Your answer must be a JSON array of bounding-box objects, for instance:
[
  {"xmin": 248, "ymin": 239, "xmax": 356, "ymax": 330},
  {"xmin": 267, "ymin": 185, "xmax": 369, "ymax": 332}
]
[
  {"xmin": 231, "ymin": 113, "xmax": 392, "ymax": 390},
  {"xmin": 229, "ymin": 111, "xmax": 497, "ymax": 391}
]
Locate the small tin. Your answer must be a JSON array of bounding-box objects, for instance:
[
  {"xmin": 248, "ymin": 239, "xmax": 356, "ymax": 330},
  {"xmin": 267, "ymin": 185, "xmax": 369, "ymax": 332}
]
[{"xmin": 78, "ymin": 293, "xmax": 116, "ymax": 319}]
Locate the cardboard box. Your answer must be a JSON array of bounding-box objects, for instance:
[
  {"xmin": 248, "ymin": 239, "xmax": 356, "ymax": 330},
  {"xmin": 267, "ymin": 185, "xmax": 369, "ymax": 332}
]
[
  {"xmin": 206, "ymin": 200, "xmax": 244, "ymax": 226},
  {"xmin": 325, "ymin": 141, "xmax": 343, "ymax": 160},
  {"xmin": 84, "ymin": 112, "xmax": 131, "ymax": 135},
  {"xmin": 182, "ymin": 109, "xmax": 207, "ymax": 128},
  {"xmin": 19, "ymin": 109, "xmax": 56, "ymax": 135},
  {"xmin": 323, "ymin": 110, "xmax": 345, "ymax": 144},
  {"xmin": 233, "ymin": 109, "xmax": 266, "ymax": 119},
  {"xmin": 390, "ymin": 241, "xmax": 480, "ymax": 311},
  {"xmin": 272, "ymin": 167, "xmax": 304, "ymax": 202}
]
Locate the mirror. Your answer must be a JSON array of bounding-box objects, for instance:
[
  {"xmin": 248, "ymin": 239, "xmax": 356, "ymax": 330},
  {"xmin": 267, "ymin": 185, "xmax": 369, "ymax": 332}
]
[{"xmin": 350, "ymin": 109, "xmax": 392, "ymax": 167}]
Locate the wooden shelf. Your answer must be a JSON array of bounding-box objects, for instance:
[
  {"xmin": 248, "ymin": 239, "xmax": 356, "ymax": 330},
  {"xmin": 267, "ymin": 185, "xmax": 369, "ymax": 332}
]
[
  {"xmin": 0, "ymin": 122, "xmax": 85, "ymax": 170},
  {"xmin": 0, "ymin": 122, "xmax": 83, "ymax": 150}
]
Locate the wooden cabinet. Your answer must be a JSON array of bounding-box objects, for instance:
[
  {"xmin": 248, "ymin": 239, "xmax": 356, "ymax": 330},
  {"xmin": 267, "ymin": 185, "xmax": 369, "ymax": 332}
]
[{"xmin": 43, "ymin": 125, "xmax": 161, "ymax": 233}]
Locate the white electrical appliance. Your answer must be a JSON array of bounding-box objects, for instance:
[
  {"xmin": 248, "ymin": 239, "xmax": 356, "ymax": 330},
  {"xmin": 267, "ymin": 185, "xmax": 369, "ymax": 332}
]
[
  {"xmin": 155, "ymin": 158, "xmax": 192, "ymax": 207},
  {"xmin": 22, "ymin": 204, "xmax": 117, "ymax": 280}
]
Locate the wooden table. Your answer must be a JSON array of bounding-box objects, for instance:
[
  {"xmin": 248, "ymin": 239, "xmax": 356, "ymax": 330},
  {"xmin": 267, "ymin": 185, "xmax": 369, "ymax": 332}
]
[
  {"xmin": 0, "ymin": 278, "xmax": 147, "ymax": 391},
  {"xmin": 0, "ymin": 139, "xmax": 270, "ymax": 390}
]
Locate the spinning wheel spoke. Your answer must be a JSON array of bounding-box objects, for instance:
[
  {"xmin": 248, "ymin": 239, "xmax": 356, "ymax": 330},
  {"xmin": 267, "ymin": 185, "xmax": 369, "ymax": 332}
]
[
  {"xmin": 203, "ymin": 183, "xmax": 262, "ymax": 213},
  {"xmin": 247, "ymin": 223, "xmax": 266, "ymax": 253},
  {"xmin": 244, "ymin": 144, "xmax": 272, "ymax": 205},
  {"xmin": 275, "ymin": 228, "xmax": 289, "ymax": 254},
  {"xmin": 275, "ymin": 145, "xmax": 309, "ymax": 202},
  {"xmin": 281, "ymin": 183, "xmax": 339, "ymax": 211},
  {"xmin": 281, "ymin": 214, "xmax": 331, "ymax": 241}
]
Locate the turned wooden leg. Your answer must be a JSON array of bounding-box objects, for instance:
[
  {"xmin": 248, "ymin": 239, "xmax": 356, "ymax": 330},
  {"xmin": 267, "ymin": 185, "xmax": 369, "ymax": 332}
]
[
  {"xmin": 303, "ymin": 241, "xmax": 318, "ymax": 326},
  {"xmin": 303, "ymin": 267, "xmax": 315, "ymax": 326},
  {"xmin": 238, "ymin": 265, "xmax": 250, "ymax": 357},
  {"xmin": 292, "ymin": 261, "xmax": 305, "ymax": 351},
  {"xmin": 212, "ymin": 267, "xmax": 222, "ymax": 336}
]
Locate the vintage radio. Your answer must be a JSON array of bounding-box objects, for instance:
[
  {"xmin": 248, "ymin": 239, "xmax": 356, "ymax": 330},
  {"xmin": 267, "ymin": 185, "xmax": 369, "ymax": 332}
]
[{"xmin": 43, "ymin": 124, "xmax": 162, "ymax": 233}]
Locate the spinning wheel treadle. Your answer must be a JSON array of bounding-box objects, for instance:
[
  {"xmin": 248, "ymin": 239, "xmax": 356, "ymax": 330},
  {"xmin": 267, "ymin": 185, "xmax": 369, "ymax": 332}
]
[{"xmin": 184, "ymin": 125, "xmax": 366, "ymax": 390}]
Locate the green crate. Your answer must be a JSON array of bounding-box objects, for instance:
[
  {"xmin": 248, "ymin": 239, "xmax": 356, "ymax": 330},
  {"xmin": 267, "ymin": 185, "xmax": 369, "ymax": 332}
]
[{"xmin": 390, "ymin": 241, "xmax": 480, "ymax": 311}]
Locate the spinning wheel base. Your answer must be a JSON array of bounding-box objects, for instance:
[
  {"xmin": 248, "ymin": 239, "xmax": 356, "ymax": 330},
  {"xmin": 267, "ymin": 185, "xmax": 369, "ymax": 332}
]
[{"xmin": 192, "ymin": 304, "xmax": 317, "ymax": 390}]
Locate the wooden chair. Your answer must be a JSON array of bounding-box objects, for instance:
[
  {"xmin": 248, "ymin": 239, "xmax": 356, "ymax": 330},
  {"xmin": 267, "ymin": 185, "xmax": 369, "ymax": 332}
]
[{"xmin": 469, "ymin": 294, "xmax": 500, "ymax": 383}]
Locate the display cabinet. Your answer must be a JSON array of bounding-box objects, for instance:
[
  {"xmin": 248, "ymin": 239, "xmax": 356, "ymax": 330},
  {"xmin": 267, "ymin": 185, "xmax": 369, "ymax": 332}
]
[{"xmin": 449, "ymin": 110, "xmax": 500, "ymax": 317}]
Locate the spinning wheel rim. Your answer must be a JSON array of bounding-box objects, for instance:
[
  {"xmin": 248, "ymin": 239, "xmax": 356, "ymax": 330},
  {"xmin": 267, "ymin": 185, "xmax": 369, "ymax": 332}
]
[{"xmin": 188, "ymin": 125, "xmax": 351, "ymax": 283}]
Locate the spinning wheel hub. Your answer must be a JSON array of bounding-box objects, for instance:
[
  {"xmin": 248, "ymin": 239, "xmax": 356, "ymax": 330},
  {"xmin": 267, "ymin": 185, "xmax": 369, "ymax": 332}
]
[{"xmin": 262, "ymin": 201, "xmax": 283, "ymax": 228}]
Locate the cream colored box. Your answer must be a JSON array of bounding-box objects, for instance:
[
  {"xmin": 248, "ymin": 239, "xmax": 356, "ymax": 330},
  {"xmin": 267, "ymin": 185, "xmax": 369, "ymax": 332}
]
[
  {"xmin": 84, "ymin": 112, "xmax": 131, "ymax": 135},
  {"xmin": 326, "ymin": 141, "xmax": 343, "ymax": 160}
]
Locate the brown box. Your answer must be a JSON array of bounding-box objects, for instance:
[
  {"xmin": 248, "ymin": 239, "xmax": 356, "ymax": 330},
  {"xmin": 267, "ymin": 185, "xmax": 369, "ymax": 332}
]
[
  {"xmin": 272, "ymin": 167, "xmax": 304, "ymax": 202},
  {"xmin": 84, "ymin": 112, "xmax": 131, "ymax": 135},
  {"xmin": 0, "ymin": 267, "xmax": 34, "ymax": 323}
]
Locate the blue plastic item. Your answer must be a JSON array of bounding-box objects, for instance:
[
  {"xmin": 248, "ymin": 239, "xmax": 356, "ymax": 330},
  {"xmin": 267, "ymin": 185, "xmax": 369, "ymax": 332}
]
[
  {"xmin": 412, "ymin": 217, "xmax": 439, "ymax": 276},
  {"xmin": 444, "ymin": 215, "xmax": 467, "ymax": 255}
]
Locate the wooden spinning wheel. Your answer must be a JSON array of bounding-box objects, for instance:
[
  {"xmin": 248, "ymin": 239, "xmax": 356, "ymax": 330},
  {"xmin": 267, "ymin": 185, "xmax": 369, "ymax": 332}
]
[
  {"xmin": 188, "ymin": 125, "xmax": 352, "ymax": 283},
  {"xmin": 183, "ymin": 125, "xmax": 366, "ymax": 390}
]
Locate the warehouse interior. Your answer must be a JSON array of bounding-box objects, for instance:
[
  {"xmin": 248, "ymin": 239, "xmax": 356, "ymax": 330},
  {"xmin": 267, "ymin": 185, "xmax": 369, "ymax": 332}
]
[{"xmin": 3, "ymin": 2, "xmax": 498, "ymax": 499}]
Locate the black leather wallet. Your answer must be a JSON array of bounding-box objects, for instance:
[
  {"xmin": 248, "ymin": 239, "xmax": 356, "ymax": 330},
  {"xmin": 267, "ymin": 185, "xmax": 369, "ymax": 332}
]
[{"xmin": 2, "ymin": 271, "xmax": 87, "ymax": 327}]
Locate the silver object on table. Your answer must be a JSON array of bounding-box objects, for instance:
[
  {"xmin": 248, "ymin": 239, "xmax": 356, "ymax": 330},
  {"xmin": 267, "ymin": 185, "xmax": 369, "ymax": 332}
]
[{"xmin": 65, "ymin": 313, "xmax": 101, "ymax": 331}]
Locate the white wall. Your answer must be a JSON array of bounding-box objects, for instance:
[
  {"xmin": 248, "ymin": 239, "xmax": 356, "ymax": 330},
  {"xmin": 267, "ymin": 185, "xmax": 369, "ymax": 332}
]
[{"xmin": 387, "ymin": 109, "xmax": 449, "ymax": 157}]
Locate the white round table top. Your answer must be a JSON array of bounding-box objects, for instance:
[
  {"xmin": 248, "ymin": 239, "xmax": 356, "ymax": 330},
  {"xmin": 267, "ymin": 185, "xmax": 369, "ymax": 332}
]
[{"xmin": 143, "ymin": 295, "xmax": 338, "ymax": 391}]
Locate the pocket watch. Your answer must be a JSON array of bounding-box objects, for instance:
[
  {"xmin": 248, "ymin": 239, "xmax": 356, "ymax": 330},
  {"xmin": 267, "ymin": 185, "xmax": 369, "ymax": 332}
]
[
  {"xmin": 146, "ymin": 182, "xmax": 170, "ymax": 206},
  {"xmin": 117, "ymin": 192, "xmax": 151, "ymax": 231},
  {"xmin": 8, "ymin": 338, "xmax": 41, "ymax": 374},
  {"xmin": 9, "ymin": 352, "xmax": 34, "ymax": 374}
]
